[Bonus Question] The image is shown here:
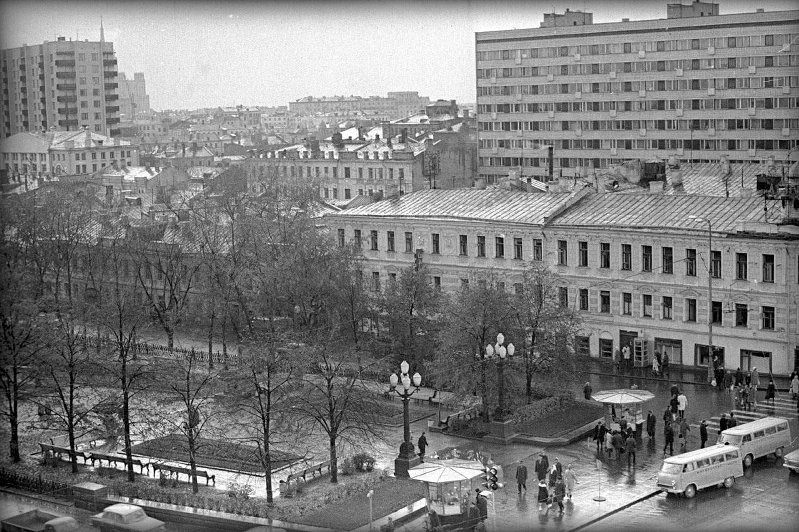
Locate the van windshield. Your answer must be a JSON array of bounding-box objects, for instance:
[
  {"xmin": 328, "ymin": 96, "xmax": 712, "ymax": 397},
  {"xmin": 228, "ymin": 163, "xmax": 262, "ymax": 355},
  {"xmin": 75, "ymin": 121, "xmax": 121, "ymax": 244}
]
[
  {"xmin": 660, "ymin": 462, "xmax": 682, "ymax": 474},
  {"xmin": 719, "ymin": 434, "xmax": 742, "ymax": 446}
]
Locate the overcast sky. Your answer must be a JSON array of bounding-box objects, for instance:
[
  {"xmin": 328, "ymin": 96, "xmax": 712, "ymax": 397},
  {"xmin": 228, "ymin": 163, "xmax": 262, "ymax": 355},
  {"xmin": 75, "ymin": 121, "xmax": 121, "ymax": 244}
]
[{"xmin": 1, "ymin": 0, "xmax": 795, "ymax": 110}]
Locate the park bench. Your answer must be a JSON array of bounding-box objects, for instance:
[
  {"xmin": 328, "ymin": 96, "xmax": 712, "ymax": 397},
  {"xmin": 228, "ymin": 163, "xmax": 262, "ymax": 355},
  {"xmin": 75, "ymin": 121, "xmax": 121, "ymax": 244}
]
[
  {"xmin": 439, "ymin": 407, "xmax": 480, "ymax": 430},
  {"xmin": 151, "ymin": 463, "xmax": 216, "ymax": 486},
  {"xmin": 89, "ymin": 452, "xmax": 149, "ymax": 475},
  {"xmin": 38, "ymin": 443, "xmax": 90, "ymax": 464},
  {"xmin": 285, "ymin": 460, "xmax": 332, "ymax": 486}
]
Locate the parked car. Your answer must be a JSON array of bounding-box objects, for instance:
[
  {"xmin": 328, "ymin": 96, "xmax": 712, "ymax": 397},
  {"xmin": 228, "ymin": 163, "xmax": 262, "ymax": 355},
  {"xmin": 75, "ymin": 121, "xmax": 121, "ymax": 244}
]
[
  {"xmin": 89, "ymin": 504, "xmax": 164, "ymax": 532},
  {"xmin": 1, "ymin": 509, "xmax": 83, "ymax": 532},
  {"xmin": 783, "ymin": 447, "xmax": 799, "ymax": 474}
]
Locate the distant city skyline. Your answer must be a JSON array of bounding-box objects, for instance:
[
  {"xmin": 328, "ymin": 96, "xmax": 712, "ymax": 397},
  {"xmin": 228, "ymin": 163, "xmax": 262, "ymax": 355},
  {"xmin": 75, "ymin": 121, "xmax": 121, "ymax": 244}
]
[{"xmin": 2, "ymin": 0, "xmax": 796, "ymax": 111}]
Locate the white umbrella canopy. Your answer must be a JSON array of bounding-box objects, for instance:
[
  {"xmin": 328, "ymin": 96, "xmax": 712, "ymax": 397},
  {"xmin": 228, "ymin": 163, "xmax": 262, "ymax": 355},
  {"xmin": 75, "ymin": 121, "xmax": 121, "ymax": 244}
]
[
  {"xmin": 591, "ymin": 389, "xmax": 655, "ymax": 405},
  {"xmin": 408, "ymin": 459, "xmax": 486, "ymax": 484}
]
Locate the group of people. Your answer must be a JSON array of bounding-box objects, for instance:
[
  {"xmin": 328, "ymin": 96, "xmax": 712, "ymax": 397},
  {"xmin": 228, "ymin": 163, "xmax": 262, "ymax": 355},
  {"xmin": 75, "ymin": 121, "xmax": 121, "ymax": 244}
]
[
  {"xmin": 515, "ymin": 453, "xmax": 578, "ymax": 515},
  {"xmin": 592, "ymin": 420, "xmax": 638, "ymax": 466}
]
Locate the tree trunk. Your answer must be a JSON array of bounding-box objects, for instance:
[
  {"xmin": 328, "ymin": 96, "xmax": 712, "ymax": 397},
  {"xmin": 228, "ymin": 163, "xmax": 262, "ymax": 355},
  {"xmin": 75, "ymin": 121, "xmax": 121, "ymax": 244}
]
[
  {"xmin": 329, "ymin": 436, "xmax": 338, "ymax": 483},
  {"xmin": 188, "ymin": 430, "xmax": 199, "ymax": 494},
  {"xmin": 167, "ymin": 329, "xmax": 174, "ymax": 350},
  {"xmin": 207, "ymin": 309, "xmax": 215, "ymax": 371},
  {"xmin": 481, "ymin": 360, "xmax": 489, "ymax": 422},
  {"xmin": 9, "ymin": 404, "xmax": 20, "ymax": 462},
  {"xmin": 121, "ymin": 356, "xmax": 135, "ymax": 482},
  {"xmin": 68, "ymin": 378, "xmax": 78, "ymax": 474}
]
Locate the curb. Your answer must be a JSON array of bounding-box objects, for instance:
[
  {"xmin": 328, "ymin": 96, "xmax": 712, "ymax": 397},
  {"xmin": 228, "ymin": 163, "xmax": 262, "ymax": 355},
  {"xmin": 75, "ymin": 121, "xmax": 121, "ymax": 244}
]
[{"xmin": 568, "ymin": 489, "xmax": 661, "ymax": 532}]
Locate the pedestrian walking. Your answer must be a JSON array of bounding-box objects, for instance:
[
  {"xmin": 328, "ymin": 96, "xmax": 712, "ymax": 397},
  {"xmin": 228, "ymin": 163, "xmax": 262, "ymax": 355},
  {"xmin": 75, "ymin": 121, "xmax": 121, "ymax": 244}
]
[
  {"xmin": 791, "ymin": 374, "xmax": 799, "ymax": 400},
  {"xmin": 679, "ymin": 419, "xmax": 690, "ymax": 452},
  {"xmin": 548, "ymin": 465, "xmax": 558, "ymax": 489},
  {"xmin": 670, "ymin": 393, "xmax": 679, "ymax": 417},
  {"xmin": 537, "ymin": 480, "xmax": 549, "ymax": 510},
  {"xmin": 728, "ymin": 412, "xmax": 737, "ymax": 428},
  {"xmin": 611, "ymin": 430, "xmax": 624, "ymax": 460},
  {"xmin": 742, "ymin": 384, "xmax": 751, "ymax": 411},
  {"xmin": 765, "ymin": 380, "xmax": 776, "ymax": 405},
  {"xmin": 622, "ymin": 344, "xmax": 631, "ymax": 373},
  {"xmin": 552, "ymin": 457, "xmax": 563, "ymax": 480},
  {"xmin": 662, "ymin": 352, "xmax": 670, "ymax": 378},
  {"xmin": 583, "ymin": 381, "xmax": 593, "ymax": 400},
  {"xmin": 515, "ymin": 459, "xmax": 528, "ymax": 493},
  {"xmin": 646, "ymin": 409, "xmax": 656, "ymax": 440},
  {"xmin": 745, "ymin": 371, "xmax": 752, "ymax": 386},
  {"xmin": 564, "ymin": 464, "xmax": 578, "ymax": 500},
  {"xmin": 718, "ymin": 413, "xmax": 728, "ymax": 435},
  {"xmin": 663, "ymin": 420, "xmax": 674, "ymax": 456},
  {"xmin": 652, "ymin": 355, "xmax": 660, "ymax": 377},
  {"xmin": 594, "ymin": 421, "xmax": 607, "ymax": 453},
  {"xmin": 535, "ymin": 452, "xmax": 549, "ymax": 481},
  {"xmin": 604, "ymin": 429, "xmax": 613, "ymax": 458},
  {"xmin": 553, "ymin": 478, "xmax": 566, "ymax": 514},
  {"xmin": 625, "ymin": 433, "xmax": 637, "ymax": 466},
  {"xmin": 724, "ymin": 370, "xmax": 733, "ymax": 393},
  {"xmin": 735, "ymin": 367, "xmax": 743, "ymax": 387},
  {"xmin": 663, "ymin": 406, "xmax": 673, "ymax": 424},
  {"xmin": 700, "ymin": 420, "xmax": 708, "ymax": 448},
  {"xmin": 677, "ymin": 392, "xmax": 690, "ymax": 416},
  {"xmin": 417, "ymin": 432, "xmax": 428, "ymax": 462},
  {"xmin": 751, "ymin": 367, "xmax": 760, "ymax": 406}
]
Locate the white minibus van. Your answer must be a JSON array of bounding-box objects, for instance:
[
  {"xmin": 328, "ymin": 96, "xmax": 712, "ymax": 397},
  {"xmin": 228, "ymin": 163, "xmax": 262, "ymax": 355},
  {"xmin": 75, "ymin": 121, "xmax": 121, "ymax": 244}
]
[
  {"xmin": 717, "ymin": 416, "xmax": 791, "ymax": 467},
  {"xmin": 656, "ymin": 444, "xmax": 743, "ymax": 498}
]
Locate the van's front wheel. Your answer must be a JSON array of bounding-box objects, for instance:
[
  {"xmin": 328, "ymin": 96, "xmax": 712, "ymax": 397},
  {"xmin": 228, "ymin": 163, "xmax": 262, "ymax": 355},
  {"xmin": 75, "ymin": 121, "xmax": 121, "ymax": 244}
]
[
  {"xmin": 723, "ymin": 476, "xmax": 735, "ymax": 489},
  {"xmin": 743, "ymin": 454, "xmax": 754, "ymax": 467},
  {"xmin": 684, "ymin": 484, "xmax": 697, "ymax": 498},
  {"xmin": 775, "ymin": 447, "xmax": 784, "ymax": 458}
]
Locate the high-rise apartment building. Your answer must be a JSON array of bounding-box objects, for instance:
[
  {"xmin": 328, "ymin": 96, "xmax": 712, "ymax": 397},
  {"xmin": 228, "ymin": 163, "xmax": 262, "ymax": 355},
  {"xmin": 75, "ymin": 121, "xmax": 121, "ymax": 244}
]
[
  {"xmin": 475, "ymin": 1, "xmax": 799, "ymax": 182},
  {"xmin": 1, "ymin": 31, "xmax": 120, "ymax": 139},
  {"xmin": 118, "ymin": 72, "xmax": 150, "ymax": 118}
]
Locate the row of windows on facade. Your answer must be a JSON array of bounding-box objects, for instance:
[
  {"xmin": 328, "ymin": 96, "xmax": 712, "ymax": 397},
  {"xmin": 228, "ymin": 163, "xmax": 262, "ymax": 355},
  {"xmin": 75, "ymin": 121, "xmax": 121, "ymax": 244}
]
[
  {"xmin": 477, "ymin": 74, "xmax": 797, "ymax": 97},
  {"xmin": 324, "ymin": 187, "xmax": 384, "ymax": 200},
  {"xmin": 6, "ymin": 150, "xmax": 132, "ymax": 162},
  {"xmin": 481, "ymin": 138, "xmax": 797, "ymax": 155},
  {"xmin": 356, "ymin": 269, "xmax": 777, "ymax": 331},
  {"xmin": 475, "ymin": 33, "xmax": 795, "ymax": 62},
  {"xmin": 479, "ymin": 97, "xmax": 799, "ymax": 117},
  {"xmin": 260, "ymin": 165, "xmax": 406, "ymax": 180},
  {"xmin": 65, "ymin": 160, "xmax": 130, "ymax": 173},
  {"xmin": 338, "ymin": 229, "xmax": 778, "ymax": 283},
  {"xmin": 476, "ymin": 55, "xmax": 796, "ymax": 80}
]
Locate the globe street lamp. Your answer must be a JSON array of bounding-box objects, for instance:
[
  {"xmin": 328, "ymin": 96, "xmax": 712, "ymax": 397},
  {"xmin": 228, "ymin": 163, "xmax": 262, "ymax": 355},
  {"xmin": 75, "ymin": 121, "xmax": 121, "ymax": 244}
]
[
  {"xmin": 480, "ymin": 333, "xmax": 515, "ymax": 421},
  {"xmin": 388, "ymin": 360, "xmax": 422, "ymax": 477}
]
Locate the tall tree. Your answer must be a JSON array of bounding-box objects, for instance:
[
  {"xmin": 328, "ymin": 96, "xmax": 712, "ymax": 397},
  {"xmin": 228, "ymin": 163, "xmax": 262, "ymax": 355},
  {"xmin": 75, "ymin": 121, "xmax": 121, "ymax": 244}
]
[{"xmin": 512, "ymin": 263, "xmax": 583, "ymax": 402}]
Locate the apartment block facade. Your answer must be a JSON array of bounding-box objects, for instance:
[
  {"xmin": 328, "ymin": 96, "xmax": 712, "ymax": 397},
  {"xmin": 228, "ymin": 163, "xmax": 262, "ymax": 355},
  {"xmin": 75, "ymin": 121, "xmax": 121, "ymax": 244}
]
[
  {"xmin": 289, "ymin": 92, "xmax": 430, "ymax": 120},
  {"xmin": 325, "ymin": 188, "xmax": 799, "ymax": 375},
  {"xmin": 1, "ymin": 36, "xmax": 121, "ymax": 139},
  {"xmin": 475, "ymin": 3, "xmax": 799, "ymax": 183},
  {"xmin": 118, "ymin": 72, "xmax": 150, "ymax": 118}
]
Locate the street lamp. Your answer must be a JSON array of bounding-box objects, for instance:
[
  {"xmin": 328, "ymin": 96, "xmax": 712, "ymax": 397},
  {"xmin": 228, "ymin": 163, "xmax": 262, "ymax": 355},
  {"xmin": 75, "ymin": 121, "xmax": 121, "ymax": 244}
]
[
  {"xmin": 478, "ymin": 333, "xmax": 515, "ymax": 421},
  {"xmin": 388, "ymin": 360, "xmax": 422, "ymax": 477},
  {"xmin": 688, "ymin": 215, "xmax": 714, "ymax": 383}
]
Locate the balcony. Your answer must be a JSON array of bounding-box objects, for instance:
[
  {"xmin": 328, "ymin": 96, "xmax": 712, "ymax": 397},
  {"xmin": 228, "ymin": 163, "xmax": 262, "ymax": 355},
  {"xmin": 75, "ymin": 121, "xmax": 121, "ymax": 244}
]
[
  {"xmin": 55, "ymin": 51, "xmax": 75, "ymax": 56},
  {"xmin": 106, "ymin": 94, "xmax": 119, "ymax": 101},
  {"xmin": 106, "ymin": 117, "xmax": 120, "ymax": 125},
  {"xmin": 18, "ymin": 63, "xmax": 25, "ymax": 71},
  {"xmin": 103, "ymin": 71, "xmax": 117, "ymax": 78},
  {"xmin": 19, "ymin": 76, "xmax": 26, "ymax": 83},
  {"xmin": 58, "ymin": 107, "xmax": 78, "ymax": 114},
  {"xmin": 38, "ymin": 74, "xmax": 44, "ymax": 81},
  {"xmin": 105, "ymin": 105, "xmax": 119, "ymax": 113},
  {"xmin": 41, "ymin": 120, "xmax": 47, "ymax": 128},
  {"xmin": 58, "ymin": 119, "xmax": 78, "ymax": 127},
  {"xmin": 103, "ymin": 59, "xmax": 117, "ymax": 67},
  {"xmin": 56, "ymin": 84, "xmax": 76, "ymax": 91},
  {"xmin": 110, "ymin": 128, "xmax": 121, "ymax": 136},
  {"xmin": 55, "ymin": 59, "xmax": 75, "ymax": 67},
  {"xmin": 55, "ymin": 71, "xmax": 76, "ymax": 79},
  {"xmin": 57, "ymin": 95, "xmax": 77, "ymax": 103},
  {"xmin": 104, "ymin": 82, "xmax": 118, "ymax": 90},
  {"xmin": 40, "ymin": 97, "xmax": 47, "ymax": 104},
  {"xmin": 21, "ymin": 98, "xmax": 27, "ymax": 105}
]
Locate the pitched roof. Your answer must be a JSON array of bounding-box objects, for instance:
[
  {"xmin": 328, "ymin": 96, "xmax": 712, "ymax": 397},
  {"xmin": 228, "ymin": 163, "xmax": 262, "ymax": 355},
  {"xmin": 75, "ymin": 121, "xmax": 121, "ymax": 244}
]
[
  {"xmin": 48, "ymin": 129, "xmax": 133, "ymax": 150},
  {"xmin": 333, "ymin": 188, "xmax": 573, "ymax": 225},
  {"xmin": 551, "ymin": 193, "xmax": 784, "ymax": 233}
]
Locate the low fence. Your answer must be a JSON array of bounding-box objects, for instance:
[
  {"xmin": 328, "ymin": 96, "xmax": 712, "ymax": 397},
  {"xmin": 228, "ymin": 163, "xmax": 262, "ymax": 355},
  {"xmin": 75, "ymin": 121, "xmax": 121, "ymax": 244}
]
[
  {"xmin": 0, "ymin": 466, "xmax": 73, "ymax": 500},
  {"xmin": 76, "ymin": 333, "xmax": 235, "ymax": 366}
]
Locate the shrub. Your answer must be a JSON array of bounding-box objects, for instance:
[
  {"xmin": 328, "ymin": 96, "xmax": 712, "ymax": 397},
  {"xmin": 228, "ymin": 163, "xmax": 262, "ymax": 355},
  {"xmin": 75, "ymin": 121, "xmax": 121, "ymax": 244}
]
[
  {"xmin": 340, "ymin": 457, "xmax": 356, "ymax": 476},
  {"xmin": 510, "ymin": 394, "xmax": 575, "ymax": 424},
  {"xmin": 352, "ymin": 453, "xmax": 375, "ymax": 472}
]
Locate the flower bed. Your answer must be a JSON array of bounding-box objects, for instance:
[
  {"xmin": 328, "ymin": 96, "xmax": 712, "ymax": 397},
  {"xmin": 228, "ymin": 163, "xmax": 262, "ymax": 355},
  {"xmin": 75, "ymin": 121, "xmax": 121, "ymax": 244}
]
[{"xmin": 130, "ymin": 434, "xmax": 301, "ymax": 473}]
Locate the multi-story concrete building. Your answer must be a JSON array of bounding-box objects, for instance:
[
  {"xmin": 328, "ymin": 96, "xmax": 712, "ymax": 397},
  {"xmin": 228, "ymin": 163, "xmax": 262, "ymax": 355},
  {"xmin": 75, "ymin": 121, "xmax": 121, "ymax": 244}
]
[
  {"xmin": 1, "ymin": 31, "xmax": 121, "ymax": 139},
  {"xmin": 118, "ymin": 72, "xmax": 150, "ymax": 119},
  {"xmin": 1, "ymin": 129, "xmax": 137, "ymax": 179},
  {"xmin": 324, "ymin": 187, "xmax": 799, "ymax": 375},
  {"xmin": 289, "ymin": 92, "xmax": 431, "ymax": 120},
  {"xmin": 475, "ymin": 2, "xmax": 799, "ymax": 183}
]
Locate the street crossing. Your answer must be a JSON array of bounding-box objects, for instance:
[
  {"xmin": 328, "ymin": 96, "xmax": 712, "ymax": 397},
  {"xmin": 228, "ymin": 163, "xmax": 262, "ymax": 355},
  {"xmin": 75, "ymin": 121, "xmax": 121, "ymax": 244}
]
[{"xmin": 691, "ymin": 395, "xmax": 797, "ymax": 434}]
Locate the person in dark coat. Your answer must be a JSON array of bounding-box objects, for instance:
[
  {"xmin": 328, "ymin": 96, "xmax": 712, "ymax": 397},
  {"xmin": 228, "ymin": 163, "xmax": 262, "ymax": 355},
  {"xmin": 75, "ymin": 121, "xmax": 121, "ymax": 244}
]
[
  {"xmin": 663, "ymin": 420, "xmax": 674, "ymax": 456},
  {"xmin": 537, "ymin": 480, "xmax": 549, "ymax": 510},
  {"xmin": 515, "ymin": 460, "xmax": 528, "ymax": 493},
  {"xmin": 535, "ymin": 452, "xmax": 549, "ymax": 481},
  {"xmin": 583, "ymin": 382, "xmax": 593, "ymax": 400},
  {"xmin": 661, "ymin": 353, "xmax": 670, "ymax": 377},
  {"xmin": 718, "ymin": 413, "xmax": 728, "ymax": 435},
  {"xmin": 700, "ymin": 420, "xmax": 708, "ymax": 448},
  {"xmin": 670, "ymin": 393, "xmax": 679, "ymax": 416},
  {"xmin": 594, "ymin": 421, "xmax": 607, "ymax": 453},
  {"xmin": 417, "ymin": 432, "xmax": 428, "ymax": 462},
  {"xmin": 663, "ymin": 406, "xmax": 673, "ymax": 424},
  {"xmin": 475, "ymin": 489, "xmax": 488, "ymax": 520},
  {"xmin": 625, "ymin": 433, "xmax": 637, "ymax": 466},
  {"xmin": 735, "ymin": 368, "xmax": 743, "ymax": 386},
  {"xmin": 553, "ymin": 478, "xmax": 566, "ymax": 514},
  {"xmin": 611, "ymin": 430, "xmax": 624, "ymax": 460},
  {"xmin": 646, "ymin": 410, "xmax": 656, "ymax": 439},
  {"xmin": 765, "ymin": 380, "xmax": 776, "ymax": 405},
  {"xmin": 728, "ymin": 412, "xmax": 737, "ymax": 428},
  {"xmin": 552, "ymin": 457, "xmax": 563, "ymax": 481}
]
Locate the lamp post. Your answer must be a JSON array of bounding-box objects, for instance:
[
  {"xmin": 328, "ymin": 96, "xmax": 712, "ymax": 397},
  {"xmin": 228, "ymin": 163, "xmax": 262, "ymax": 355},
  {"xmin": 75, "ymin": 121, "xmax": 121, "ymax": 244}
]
[
  {"xmin": 688, "ymin": 215, "xmax": 714, "ymax": 383},
  {"xmin": 388, "ymin": 360, "xmax": 422, "ymax": 477},
  {"xmin": 478, "ymin": 333, "xmax": 515, "ymax": 421}
]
